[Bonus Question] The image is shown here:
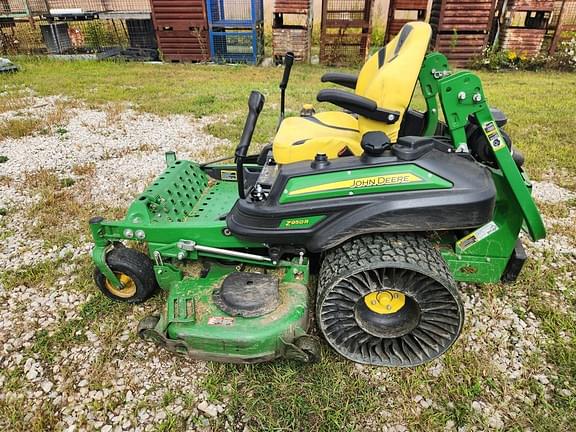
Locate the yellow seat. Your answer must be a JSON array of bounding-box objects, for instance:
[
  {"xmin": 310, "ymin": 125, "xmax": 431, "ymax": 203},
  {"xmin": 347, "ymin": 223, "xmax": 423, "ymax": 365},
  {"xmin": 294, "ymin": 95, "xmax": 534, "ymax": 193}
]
[
  {"xmin": 273, "ymin": 112, "xmax": 362, "ymax": 161},
  {"xmin": 273, "ymin": 21, "xmax": 432, "ymax": 165}
]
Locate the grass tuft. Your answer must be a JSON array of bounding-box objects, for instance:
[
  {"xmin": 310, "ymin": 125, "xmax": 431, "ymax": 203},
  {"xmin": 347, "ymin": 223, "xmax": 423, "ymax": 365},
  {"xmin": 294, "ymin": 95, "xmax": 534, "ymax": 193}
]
[{"xmin": 0, "ymin": 118, "xmax": 44, "ymax": 139}]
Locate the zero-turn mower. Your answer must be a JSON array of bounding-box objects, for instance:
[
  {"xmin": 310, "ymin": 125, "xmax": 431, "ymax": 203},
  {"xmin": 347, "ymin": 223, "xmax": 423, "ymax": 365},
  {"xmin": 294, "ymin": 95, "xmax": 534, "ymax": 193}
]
[{"xmin": 90, "ymin": 22, "xmax": 546, "ymax": 366}]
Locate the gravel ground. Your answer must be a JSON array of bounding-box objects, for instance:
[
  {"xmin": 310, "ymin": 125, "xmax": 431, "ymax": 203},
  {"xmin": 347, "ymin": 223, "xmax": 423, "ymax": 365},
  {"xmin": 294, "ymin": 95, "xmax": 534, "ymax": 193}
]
[
  {"xmin": 0, "ymin": 96, "xmax": 574, "ymax": 431},
  {"xmin": 1, "ymin": 97, "xmax": 225, "ymax": 431}
]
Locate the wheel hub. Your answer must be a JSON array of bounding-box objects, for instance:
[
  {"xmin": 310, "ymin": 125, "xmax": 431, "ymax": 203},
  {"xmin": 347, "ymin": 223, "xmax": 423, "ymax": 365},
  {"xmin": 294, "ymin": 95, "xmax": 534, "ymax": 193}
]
[
  {"xmin": 355, "ymin": 290, "xmax": 421, "ymax": 338},
  {"xmin": 105, "ymin": 272, "xmax": 136, "ymax": 298},
  {"xmin": 364, "ymin": 290, "xmax": 405, "ymax": 314}
]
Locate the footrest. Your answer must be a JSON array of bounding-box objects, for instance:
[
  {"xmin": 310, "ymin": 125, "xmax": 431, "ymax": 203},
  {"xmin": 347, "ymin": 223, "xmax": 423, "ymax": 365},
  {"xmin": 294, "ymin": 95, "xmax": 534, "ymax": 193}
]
[{"xmin": 125, "ymin": 160, "xmax": 210, "ymax": 224}]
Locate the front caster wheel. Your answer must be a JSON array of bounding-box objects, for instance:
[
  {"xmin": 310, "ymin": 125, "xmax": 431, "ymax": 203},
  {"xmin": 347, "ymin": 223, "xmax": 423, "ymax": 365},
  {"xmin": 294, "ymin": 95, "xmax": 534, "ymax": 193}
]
[
  {"xmin": 317, "ymin": 234, "xmax": 464, "ymax": 367},
  {"xmin": 94, "ymin": 247, "xmax": 159, "ymax": 303}
]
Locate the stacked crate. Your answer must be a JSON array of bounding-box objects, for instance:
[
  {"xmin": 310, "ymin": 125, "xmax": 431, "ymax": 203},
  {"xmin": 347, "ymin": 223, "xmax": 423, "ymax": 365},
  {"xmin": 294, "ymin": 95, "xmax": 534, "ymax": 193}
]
[
  {"xmin": 430, "ymin": 0, "xmax": 497, "ymax": 66},
  {"xmin": 320, "ymin": 0, "xmax": 374, "ymax": 66},
  {"xmin": 206, "ymin": 0, "xmax": 264, "ymax": 64},
  {"xmin": 500, "ymin": 1, "xmax": 554, "ymax": 56},
  {"xmin": 150, "ymin": 0, "xmax": 209, "ymax": 62},
  {"xmin": 272, "ymin": 0, "xmax": 312, "ymax": 64},
  {"xmin": 386, "ymin": 0, "xmax": 429, "ymax": 42},
  {"xmin": 548, "ymin": 0, "xmax": 576, "ymax": 53}
]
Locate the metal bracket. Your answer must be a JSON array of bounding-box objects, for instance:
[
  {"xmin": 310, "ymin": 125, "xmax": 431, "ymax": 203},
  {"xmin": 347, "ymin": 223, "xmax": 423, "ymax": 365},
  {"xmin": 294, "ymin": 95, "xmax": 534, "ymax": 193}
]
[
  {"xmin": 92, "ymin": 244, "xmax": 123, "ymax": 289},
  {"xmin": 438, "ymin": 71, "xmax": 546, "ymax": 241},
  {"xmin": 138, "ymin": 315, "xmax": 189, "ymax": 356},
  {"xmin": 165, "ymin": 151, "xmax": 177, "ymax": 166},
  {"xmin": 154, "ymin": 263, "xmax": 184, "ymax": 291},
  {"xmin": 418, "ymin": 52, "xmax": 451, "ymax": 137},
  {"xmin": 281, "ymin": 335, "xmax": 321, "ymax": 363}
]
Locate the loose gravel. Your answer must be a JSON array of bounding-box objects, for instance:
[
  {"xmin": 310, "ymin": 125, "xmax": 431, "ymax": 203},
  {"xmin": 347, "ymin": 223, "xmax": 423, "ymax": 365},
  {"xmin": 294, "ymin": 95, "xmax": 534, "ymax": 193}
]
[{"xmin": 1, "ymin": 96, "xmax": 227, "ymax": 430}]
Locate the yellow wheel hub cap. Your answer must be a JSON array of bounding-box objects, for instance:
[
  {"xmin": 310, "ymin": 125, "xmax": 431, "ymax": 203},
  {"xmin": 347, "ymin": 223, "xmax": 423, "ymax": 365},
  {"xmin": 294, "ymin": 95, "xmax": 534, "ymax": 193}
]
[
  {"xmin": 364, "ymin": 290, "xmax": 406, "ymax": 314},
  {"xmin": 105, "ymin": 273, "xmax": 137, "ymax": 299}
]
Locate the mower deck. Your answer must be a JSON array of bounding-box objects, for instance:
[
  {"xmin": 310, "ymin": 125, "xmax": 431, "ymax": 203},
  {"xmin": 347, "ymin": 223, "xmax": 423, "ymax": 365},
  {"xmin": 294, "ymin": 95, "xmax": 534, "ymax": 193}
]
[{"xmin": 139, "ymin": 262, "xmax": 312, "ymax": 363}]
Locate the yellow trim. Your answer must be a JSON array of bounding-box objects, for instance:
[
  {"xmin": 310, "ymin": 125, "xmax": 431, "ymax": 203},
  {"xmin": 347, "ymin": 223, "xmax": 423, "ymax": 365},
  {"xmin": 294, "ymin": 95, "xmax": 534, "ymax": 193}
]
[
  {"xmin": 105, "ymin": 273, "xmax": 137, "ymax": 299},
  {"xmin": 288, "ymin": 173, "xmax": 422, "ymax": 196},
  {"xmin": 364, "ymin": 290, "xmax": 406, "ymax": 314}
]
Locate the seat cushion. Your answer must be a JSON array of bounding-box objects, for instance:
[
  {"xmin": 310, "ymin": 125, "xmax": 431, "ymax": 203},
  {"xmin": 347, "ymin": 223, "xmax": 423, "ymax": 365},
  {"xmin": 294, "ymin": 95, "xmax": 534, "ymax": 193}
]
[{"xmin": 272, "ymin": 111, "xmax": 362, "ymax": 164}]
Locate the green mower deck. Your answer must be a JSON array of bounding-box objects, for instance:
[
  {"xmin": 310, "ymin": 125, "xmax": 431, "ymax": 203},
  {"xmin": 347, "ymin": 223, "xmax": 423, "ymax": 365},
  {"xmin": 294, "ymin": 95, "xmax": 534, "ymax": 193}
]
[{"xmin": 139, "ymin": 262, "xmax": 313, "ymax": 363}]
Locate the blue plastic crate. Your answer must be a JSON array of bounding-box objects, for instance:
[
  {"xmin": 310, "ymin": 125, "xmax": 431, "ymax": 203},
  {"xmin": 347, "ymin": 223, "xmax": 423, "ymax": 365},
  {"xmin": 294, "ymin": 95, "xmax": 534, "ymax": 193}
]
[
  {"xmin": 206, "ymin": 0, "xmax": 264, "ymax": 28},
  {"xmin": 209, "ymin": 25, "xmax": 264, "ymax": 64}
]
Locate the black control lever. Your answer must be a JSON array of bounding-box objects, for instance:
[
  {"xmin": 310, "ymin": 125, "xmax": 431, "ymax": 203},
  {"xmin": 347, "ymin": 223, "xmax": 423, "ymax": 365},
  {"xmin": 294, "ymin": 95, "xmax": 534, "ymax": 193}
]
[
  {"xmin": 236, "ymin": 91, "xmax": 265, "ymax": 199},
  {"xmin": 278, "ymin": 52, "xmax": 295, "ymax": 127}
]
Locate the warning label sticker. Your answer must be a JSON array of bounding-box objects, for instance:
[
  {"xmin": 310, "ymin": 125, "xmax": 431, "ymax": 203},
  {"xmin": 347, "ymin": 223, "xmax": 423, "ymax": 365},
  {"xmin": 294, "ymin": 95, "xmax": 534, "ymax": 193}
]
[
  {"xmin": 482, "ymin": 121, "xmax": 505, "ymax": 152},
  {"xmin": 456, "ymin": 221, "xmax": 499, "ymax": 251},
  {"xmin": 207, "ymin": 316, "xmax": 234, "ymax": 326},
  {"xmin": 221, "ymin": 170, "xmax": 237, "ymax": 181}
]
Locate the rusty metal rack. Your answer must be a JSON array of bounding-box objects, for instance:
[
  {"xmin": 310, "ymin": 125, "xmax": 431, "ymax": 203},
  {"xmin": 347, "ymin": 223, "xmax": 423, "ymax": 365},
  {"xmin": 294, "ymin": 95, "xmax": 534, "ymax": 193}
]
[
  {"xmin": 385, "ymin": 0, "xmax": 429, "ymax": 42},
  {"xmin": 0, "ymin": 0, "xmax": 46, "ymax": 18},
  {"xmin": 430, "ymin": 0, "xmax": 497, "ymax": 66},
  {"xmin": 498, "ymin": 0, "xmax": 554, "ymax": 56},
  {"xmin": 150, "ymin": 0, "xmax": 209, "ymax": 62},
  {"xmin": 1, "ymin": 0, "xmax": 156, "ymax": 58},
  {"xmin": 320, "ymin": 0, "xmax": 374, "ymax": 66},
  {"xmin": 548, "ymin": 0, "xmax": 576, "ymax": 52},
  {"xmin": 272, "ymin": 0, "xmax": 312, "ymax": 64}
]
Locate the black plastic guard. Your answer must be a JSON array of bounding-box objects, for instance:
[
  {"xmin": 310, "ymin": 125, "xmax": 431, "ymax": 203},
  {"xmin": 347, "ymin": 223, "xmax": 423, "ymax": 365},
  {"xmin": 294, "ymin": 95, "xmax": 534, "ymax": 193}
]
[
  {"xmin": 227, "ymin": 150, "xmax": 496, "ymax": 253},
  {"xmin": 501, "ymin": 240, "xmax": 527, "ymax": 283}
]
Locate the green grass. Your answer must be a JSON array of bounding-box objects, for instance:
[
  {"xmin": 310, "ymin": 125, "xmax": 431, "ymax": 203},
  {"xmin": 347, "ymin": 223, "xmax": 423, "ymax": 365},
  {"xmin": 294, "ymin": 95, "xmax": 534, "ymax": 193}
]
[{"xmin": 1, "ymin": 58, "xmax": 575, "ymax": 431}]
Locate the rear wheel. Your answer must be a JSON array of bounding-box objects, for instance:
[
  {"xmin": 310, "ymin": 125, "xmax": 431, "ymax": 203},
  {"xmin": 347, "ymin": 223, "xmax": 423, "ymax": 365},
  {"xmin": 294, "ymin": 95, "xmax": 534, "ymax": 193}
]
[{"xmin": 317, "ymin": 234, "xmax": 464, "ymax": 367}]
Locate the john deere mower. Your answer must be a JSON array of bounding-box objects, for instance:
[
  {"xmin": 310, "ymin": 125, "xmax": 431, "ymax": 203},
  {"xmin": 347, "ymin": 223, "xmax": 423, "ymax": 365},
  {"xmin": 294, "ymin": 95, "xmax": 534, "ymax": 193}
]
[{"xmin": 90, "ymin": 22, "xmax": 545, "ymax": 366}]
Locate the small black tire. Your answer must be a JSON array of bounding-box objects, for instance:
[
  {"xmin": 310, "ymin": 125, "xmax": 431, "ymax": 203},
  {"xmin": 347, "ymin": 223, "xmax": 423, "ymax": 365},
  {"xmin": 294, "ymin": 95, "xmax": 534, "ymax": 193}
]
[{"xmin": 94, "ymin": 247, "xmax": 159, "ymax": 304}]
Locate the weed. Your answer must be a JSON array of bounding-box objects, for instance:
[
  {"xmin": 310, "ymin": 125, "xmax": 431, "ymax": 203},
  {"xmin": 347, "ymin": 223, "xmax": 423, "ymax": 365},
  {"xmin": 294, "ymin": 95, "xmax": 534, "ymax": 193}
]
[
  {"xmin": 72, "ymin": 162, "xmax": 97, "ymax": 177},
  {"xmin": 0, "ymin": 118, "xmax": 42, "ymax": 139},
  {"xmin": 60, "ymin": 177, "xmax": 76, "ymax": 188},
  {"xmin": 0, "ymin": 155, "xmax": 8, "ymax": 163}
]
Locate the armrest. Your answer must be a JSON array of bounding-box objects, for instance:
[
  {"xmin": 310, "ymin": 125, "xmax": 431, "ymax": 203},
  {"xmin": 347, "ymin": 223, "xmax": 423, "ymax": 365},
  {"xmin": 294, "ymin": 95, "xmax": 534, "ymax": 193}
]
[
  {"xmin": 321, "ymin": 72, "xmax": 358, "ymax": 90},
  {"xmin": 317, "ymin": 89, "xmax": 400, "ymax": 124}
]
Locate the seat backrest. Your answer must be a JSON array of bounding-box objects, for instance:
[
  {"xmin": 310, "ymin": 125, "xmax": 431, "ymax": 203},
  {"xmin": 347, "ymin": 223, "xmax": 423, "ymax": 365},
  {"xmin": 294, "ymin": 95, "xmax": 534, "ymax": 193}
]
[
  {"xmin": 354, "ymin": 47, "xmax": 386, "ymax": 97},
  {"xmin": 358, "ymin": 22, "xmax": 432, "ymax": 142}
]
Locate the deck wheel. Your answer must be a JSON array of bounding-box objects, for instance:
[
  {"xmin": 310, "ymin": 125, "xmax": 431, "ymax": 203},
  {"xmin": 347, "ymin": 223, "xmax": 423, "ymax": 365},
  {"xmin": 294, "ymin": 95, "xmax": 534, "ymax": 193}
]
[{"xmin": 94, "ymin": 247, "xmax": 159, "ymax": 303}]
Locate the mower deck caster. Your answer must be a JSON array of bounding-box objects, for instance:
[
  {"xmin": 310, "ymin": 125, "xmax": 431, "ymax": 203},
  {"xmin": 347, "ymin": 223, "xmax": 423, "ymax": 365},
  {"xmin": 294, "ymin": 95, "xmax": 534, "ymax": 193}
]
[
  {"xmin": 94, "ymin": 247, "xmax": 159, "ymax": 303},
  {"xmin": 283, "ymin": 335, "xmax": 321, "ymax": 363}
]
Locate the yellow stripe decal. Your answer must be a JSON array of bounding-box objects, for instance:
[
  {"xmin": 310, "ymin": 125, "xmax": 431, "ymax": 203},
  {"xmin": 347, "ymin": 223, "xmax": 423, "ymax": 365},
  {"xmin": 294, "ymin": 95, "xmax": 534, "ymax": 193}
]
[{"xmin": 288, "ymin": 173, "xmax": 423, "ymax": 196}]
